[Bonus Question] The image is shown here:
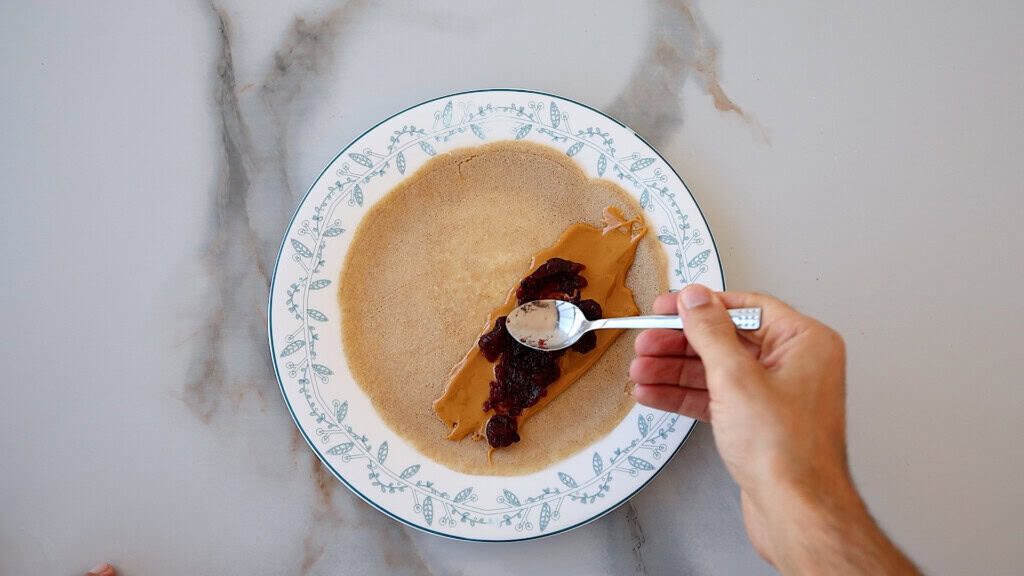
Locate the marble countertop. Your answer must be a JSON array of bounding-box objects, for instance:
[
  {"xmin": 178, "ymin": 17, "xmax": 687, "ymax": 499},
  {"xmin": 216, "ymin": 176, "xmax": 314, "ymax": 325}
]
[{"xmin": 3, "ymin": 1, "xmax": 1023, "ymax": 574}]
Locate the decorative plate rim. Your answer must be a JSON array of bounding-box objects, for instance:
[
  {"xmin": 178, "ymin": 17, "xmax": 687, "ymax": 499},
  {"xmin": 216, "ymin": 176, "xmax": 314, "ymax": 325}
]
[{"xmin": 268, "ymin": 88, "xmax": 725, "ymax": 541}]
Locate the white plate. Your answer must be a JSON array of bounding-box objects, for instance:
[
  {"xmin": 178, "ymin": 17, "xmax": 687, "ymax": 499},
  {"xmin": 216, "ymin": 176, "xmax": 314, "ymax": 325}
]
[{"xmin": 269, "ymin": 89, "xmax": 723, "ymax": 541}]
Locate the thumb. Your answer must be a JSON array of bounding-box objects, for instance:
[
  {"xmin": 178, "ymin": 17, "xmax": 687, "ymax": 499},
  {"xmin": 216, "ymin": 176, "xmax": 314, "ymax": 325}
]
[{"xmin": 678, "ymin": 284, "xmax": 757, "ymax": 381}]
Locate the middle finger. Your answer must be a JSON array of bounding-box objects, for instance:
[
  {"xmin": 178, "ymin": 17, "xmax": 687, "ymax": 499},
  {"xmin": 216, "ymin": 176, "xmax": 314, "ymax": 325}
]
[
  {"xmin": 634, "ymin": 329, "xmax": 697, "ymax": 357},
  {"xmin": 629, "ymin": 356, "xmax": 707, "ymax": 389}
]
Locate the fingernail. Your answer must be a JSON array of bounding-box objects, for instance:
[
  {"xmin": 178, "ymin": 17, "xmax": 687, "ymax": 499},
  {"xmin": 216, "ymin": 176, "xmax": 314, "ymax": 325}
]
[
  {"xmin": 680, "ymin": 284, "xmax": 712, "ymax": 309},
  {"xmin": 89, "ymin": 564, "xmax": 111, "ymax": 575}
]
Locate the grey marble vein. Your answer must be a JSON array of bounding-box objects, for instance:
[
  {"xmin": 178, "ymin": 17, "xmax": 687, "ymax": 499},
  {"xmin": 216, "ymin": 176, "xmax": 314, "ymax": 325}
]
[
  {"xmin": 188, "ymin": 2, "xmax": 433, "ymax": 573},
  {"xmin": 186, "ymin": 0, "xmax": 352, "ymax": 439},
  {"xmin": 623, "ymin": 502, "xmax": 649, "ymax": 575},
  {"xmin": 184, "ymin": 4, "xmax": 266, "ymax": 425}
]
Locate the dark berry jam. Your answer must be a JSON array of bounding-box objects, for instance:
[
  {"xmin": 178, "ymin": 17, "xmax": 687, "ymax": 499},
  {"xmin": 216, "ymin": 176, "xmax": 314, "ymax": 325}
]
[
  {"xmin": 515, "ymin": 257, "xmax": 588, "ymax": 303},
  {"xmin": 478, "ymin": 316, "xmax": 514, "ymax": 362},
  {"xmin": 485, "ymin": 414, "xmax": 520, "ymax": 448},
  {"xmin": 577, "ymin": 298, "xmax": 603, "ymax": 321},
  {"xmin": 570, "ymin": 331, "xmax": 598, "ymax": 354},
  {"xmin": 478, "ymin": 258, "xmax": 604, "ymax": 448},
  {"xmin": 569, "ymin": 299, "xmax": 603, "ymax": 353}
]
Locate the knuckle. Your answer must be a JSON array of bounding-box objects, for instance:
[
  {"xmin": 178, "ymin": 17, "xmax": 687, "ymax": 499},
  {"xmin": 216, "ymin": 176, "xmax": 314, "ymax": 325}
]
[
  {"xmin": 807, "ymin": 323, "xmax": 846, "ymax": 359},
  {"xmin": 826, "ymin": 327, "xmax": 846, "ymax": 352},
  {"xmin": 814, "ymin": 323, "xmax": 844, "ymax": 349},
  {"xmin": 828, "ymin": 329, "xmax": 847, "ymax": 362},
  {"xmin": 753, "ymin": 291, "xmax": 796, "ymax": 314}
]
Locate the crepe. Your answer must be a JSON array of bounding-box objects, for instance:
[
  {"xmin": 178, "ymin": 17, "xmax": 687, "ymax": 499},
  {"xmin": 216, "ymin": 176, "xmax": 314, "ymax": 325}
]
[{"xmin": 338, "ymin": 140, "xmax": 667, "ymax": 475}]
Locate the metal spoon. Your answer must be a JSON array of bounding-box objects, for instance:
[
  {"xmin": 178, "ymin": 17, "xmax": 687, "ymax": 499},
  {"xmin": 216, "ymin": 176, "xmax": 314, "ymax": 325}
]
[{"xmin": 505, "ymin": 299, "xmax": 762, "ymax": 351}]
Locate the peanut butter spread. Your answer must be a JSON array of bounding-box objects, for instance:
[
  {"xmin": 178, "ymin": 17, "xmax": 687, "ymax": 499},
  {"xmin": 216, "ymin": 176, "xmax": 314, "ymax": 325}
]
[{"xmin": 434, "ymin": 207, "xmax": 647, "ymax": 447}]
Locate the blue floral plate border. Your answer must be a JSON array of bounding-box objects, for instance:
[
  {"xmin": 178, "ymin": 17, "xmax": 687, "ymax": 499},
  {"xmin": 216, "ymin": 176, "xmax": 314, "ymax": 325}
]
[{"xmin": 268, "ymin": 89, "xmax": 724, "ymax": 541}]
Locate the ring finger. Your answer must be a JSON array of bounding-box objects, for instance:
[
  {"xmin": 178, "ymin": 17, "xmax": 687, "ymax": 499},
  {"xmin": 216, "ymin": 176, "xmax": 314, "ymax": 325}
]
[{"xmin": 629, "ymin": 355, "xmax": 707, "ymax": 389}]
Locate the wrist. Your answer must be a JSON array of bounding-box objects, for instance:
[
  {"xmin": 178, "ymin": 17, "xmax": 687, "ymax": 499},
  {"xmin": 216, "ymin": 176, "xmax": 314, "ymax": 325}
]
[
  {"xmin": 747, "ymin": 459, "xmax": 859, "ymax": 568},
  {"xmin": 771, "ymin": 480, "xmax": 866, "ymax": 573},
  {"xmin": 762, "ymin": 477, "xmax": 918, "ymax": 575}
]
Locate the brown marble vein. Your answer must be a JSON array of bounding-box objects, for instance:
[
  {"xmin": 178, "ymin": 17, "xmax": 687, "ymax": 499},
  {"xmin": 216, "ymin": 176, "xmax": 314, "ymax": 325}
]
[
  {"xmin": 604, "ymin": 0, "xmax": 765, "ymax": 557},
  {"xmin": 608, "ymin": 0, "xmax": 767, "ymax": 147},
  {"xmin": 299, "ymin": 453, "xmax": 344, "ymax": 576},
  {"xmin": 300, "ymin": 452, "xmax": 434, "ymax": 576}
]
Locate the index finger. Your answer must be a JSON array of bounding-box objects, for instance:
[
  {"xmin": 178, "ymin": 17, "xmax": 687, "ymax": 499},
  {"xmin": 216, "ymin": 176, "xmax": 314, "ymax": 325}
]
[{"xmin": 652, "ymin": 292, "xmax": 681, "ymax": 314}]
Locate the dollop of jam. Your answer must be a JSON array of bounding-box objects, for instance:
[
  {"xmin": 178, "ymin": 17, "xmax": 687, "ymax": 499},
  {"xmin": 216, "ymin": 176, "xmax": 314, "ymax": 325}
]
[
  {"xmin": 481, "ymin": 258, "xmax": 603, "ymax": 448},
  {"xmin": 515, "ymin": 257, "xmax": 587, "ymax": 303},
  {"xmin": 485, "ymin": 414, "xmax": 520, "ymax": 448}
]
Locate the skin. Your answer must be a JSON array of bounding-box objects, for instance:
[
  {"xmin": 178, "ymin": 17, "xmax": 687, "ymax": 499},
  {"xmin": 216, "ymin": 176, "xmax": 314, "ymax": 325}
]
[
  {"xmin": 630, "ymin": 284, "xmax": 920, "ymax": 575},
  {"xmin": 86, "ymin": 285, "xmax": 919, "ymax": 576}
]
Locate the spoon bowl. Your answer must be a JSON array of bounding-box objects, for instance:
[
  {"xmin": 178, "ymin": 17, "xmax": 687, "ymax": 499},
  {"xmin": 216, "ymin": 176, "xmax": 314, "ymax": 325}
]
[{"xmin": 505, "ymin": 299, "xmax": 589, "ymax": 351}]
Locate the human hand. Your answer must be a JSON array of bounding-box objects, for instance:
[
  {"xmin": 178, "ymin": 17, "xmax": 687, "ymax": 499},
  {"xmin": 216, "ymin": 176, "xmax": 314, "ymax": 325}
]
[{"xmin": 630, "ymin": 285, "xmax": 917, "ymax": 575}]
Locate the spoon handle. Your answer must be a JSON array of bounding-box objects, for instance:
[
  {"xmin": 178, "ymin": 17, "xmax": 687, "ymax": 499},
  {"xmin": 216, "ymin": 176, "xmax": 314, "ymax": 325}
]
[{"xmin": 589, "ymin": 308, "xmax": 762, "ymax": 331}]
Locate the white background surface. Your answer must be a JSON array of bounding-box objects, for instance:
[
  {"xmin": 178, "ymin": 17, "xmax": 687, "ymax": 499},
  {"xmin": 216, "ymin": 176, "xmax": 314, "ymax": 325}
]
[{"xmin": 2, "ymin": 1, "xmax": 1022, "ymax": 574}]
